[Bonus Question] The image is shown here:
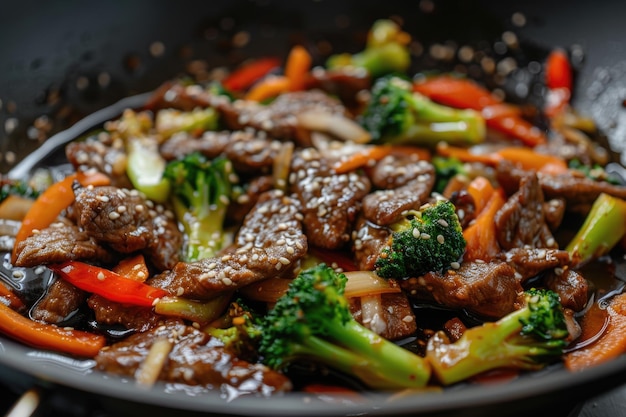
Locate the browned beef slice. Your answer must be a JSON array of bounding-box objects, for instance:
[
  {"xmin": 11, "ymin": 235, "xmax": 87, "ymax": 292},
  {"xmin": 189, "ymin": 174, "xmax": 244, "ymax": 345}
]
[
  {"xmin": 498, "ymin": 247, "xmax": 571, "ymax": 282},
  {"xmin": 400, "ymin": 261, "xmax": 524, "ymax": 319},
  {"xmin": 30, "ymin": 278, "xmax": 86, "ymax": 324},
  {"xmin": 352, "ymin": 215, "xmax": 390, "ymax": 271},
  {"xmin": 290, "ymin": 148, "xmax": 370, "ymax": 249},
  {"xmin": 362, "ymin": 154, "xmax": 435, "ymax": 226},
  {"xmin": 219, "ymin": 90, "xmax": 347, "ymax": 146},
  {"xmin": 349, "ymin": 291, "xmax": 417, "ymax": 340},
  {"xmin": 544, "ymin": 268, "xmax": 589, "ymax": 312},
  {"xmin": 305, "ymin": 67, "xmax": 371, "ymax": 110},
  {"xmin": 543, "ymin": 198, "xmax": 566, "ymax": 231},
  {"xmin": 149, "ymin": 189, "xmax": 307, "ymax": 300},
  {"xmin": 13, "ymin": 221, "xmax": 115, "ymax": 267},
  {"xmin": 159, "ymin": 130, "xmax": 231, "ymax": 161},
  {"xmin": 87, "ymin": 294, "xmax": 163, "ymax": 333},
  {"xmin": 497, "ymin": 160, "xmax": 626, "ymax": 212},
  {"xmin": 73, "ymin": 185, "xmax": 182, "ymax": 270},
  {"xmin": 66, "ymin": 138, "xmax": 132, "ymax": 189},
  {"xmin": 95, "ymin": 320, "xmax": 292, "ymax": 395},
  {"xmin": 495, "ymin": 173, "xmax": 558, "ymax": 250},
  {"xmin": 227, "ymin": 175, "xmax": 275, "ymax": 225}
]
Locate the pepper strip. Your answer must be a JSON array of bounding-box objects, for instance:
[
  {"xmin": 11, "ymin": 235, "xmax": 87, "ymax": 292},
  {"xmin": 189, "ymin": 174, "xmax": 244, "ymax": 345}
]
[
  {"xmin": 50, "ymin": 261, "xmax": 168, "ymax": 307},
  {"xmin": 0, "ymin": 302, "xmax": 105, "ymax": 357}
]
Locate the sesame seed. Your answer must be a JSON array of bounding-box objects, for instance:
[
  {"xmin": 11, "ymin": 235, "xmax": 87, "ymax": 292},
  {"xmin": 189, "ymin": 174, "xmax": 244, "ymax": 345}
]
[
  {"xmin": 108, "ymin": 211, "xmax": 120, "ymax": 220},
  {"xmin": 12, "ymin": 270, "xmax": 24, "ymax": 279},
  {"xmin": 135, "ymin": 204, "xmax": 144, "ymax": 212},
  {"xmin": 275, "ymin": 262, "xmax": 283, "ymax": 271},
  {"xmin": 412, "ymin": 228, "xmax": 420, "ymax": 238},
  {"xmin": 97, "ymin": 272, "xmax": 106, "ymax": 281},
  {"xmin": 222, "ymin": 277, "xmax": 233, "ymax": 286},
  {"xmin": 402, "ymin": 315, "xmax": 414, "ymax": 323},
  {"xmin": 420, "ymin": 233, "xmax": 431, "ymax": 240},
  {"xmin": 279, "ymin": 257, "xmax": 291, "ymax": 265},
  {"xmin": 437, "ymin": 219, "xmax": 449, "ymax": 227},
  {"xmin": 450, "ymin": 261, "xmax": 461, "ymax": 269},
  {"xmin": 96, "ymin": 195, "xmax": 110, "ymax": 203},
  {"xmin": 221, "ymin": 255, "xmax": 232, "ymax": 262},
  {"xmin": 176, "ymin": 287, "xmax": 184, "ymax": 296},
  {"xmin": 117, "ymin": 205, "xmax": 127, "ymax": 213},
  {"xmin": 437, "ymin": 234, "xmax": 445, "ymax": 244}
]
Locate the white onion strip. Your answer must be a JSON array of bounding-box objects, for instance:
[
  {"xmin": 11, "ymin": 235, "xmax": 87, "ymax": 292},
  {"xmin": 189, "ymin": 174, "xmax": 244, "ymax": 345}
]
[
  {"xmin": 135, "ymin": 338, "xmax": 173, "ymax": 388},
  {"xmin": 297, "ymin": 111, "xmax": 371, "ymax": 144},
  {"xmin": 360, "ymin": 294, "xmax": 387, "ymax": 335},
  {"xmin": 344, "ymin": 270, "xmax": 401, "ymax": 298}
]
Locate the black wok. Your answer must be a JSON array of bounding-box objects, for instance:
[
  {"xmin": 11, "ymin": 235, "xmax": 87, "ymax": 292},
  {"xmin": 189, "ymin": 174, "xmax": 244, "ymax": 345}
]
[{"xmin": 1, "ymin": 1, "xmax": 626, "ymax": 416}]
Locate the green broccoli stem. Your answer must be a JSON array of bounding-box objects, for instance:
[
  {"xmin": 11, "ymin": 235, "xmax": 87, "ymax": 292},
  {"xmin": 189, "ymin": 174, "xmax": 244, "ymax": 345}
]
[
  {"xmin": 292, "ymin": 319, "xmax": 431, "ymax": 390},
  {"xmin": 126, "ymin": 137, "xmax": 171, "ymax": 203},
  {"xmin": 566, "ymin": 193, "xmax": 626, "ymax": 268}
]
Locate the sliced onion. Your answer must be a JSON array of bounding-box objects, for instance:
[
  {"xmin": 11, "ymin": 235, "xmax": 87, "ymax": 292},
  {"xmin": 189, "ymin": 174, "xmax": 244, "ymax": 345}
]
[
  {"xmin": 360, "ymin": 294, "xmax": 387, "ymax": 335},
  {"xmin": 344, "ymin": 270, "xmax": 401, "ymax": 298},
  {"xmin": 135, "ymin": 338, "xmax": 173, "ymax": 387},
  {"xmin": 154, "ymin": 294, "xmax": 230, "ymax": 325},
  {"xmin": 297, "ymin": 111, "xmax": 371, "ymax": 144},
  {"xmin": 0, "ymin": 195, "xmax": 34, "ymax": 221},
  {"xmin": 272, "ymin": 141, "xmax": 294, "ymax": 191}
]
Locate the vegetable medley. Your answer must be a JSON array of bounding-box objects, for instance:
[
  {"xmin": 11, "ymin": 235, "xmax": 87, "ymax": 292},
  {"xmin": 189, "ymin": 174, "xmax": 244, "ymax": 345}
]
[{"xmin": 2, "ymin": 19, "xmax": 626, "ymax": 399}]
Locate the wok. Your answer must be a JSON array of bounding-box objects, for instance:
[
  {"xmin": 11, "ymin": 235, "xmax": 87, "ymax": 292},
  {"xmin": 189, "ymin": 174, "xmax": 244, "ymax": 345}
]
[{"xmin": 1, "ymin": 1, "xmax": 626, "ymax": 416}]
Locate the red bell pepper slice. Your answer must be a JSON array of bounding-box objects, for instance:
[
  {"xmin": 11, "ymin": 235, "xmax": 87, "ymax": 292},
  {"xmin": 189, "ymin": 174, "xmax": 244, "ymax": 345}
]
[
  {"xmin": 544, "ymin": 49, "xmax": 573, "ymax": 117},
  {"xmin": 50, "ymin": 261, "xmax": 168, "ymax": 307},
  {"xmin": 222, "ymin": 57, "xmax": 281, "ymax": 91}
]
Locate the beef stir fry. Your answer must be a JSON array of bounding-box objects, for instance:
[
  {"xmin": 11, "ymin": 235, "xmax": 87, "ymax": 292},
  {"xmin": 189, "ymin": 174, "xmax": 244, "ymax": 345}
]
[{"xmin": 2, "ymin": 19, "xmax": 626, "ymax": 400}]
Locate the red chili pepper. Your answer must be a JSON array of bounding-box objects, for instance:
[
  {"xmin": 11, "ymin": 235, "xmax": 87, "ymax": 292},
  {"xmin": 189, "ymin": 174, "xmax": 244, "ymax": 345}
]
[
  {"xmin": 544, "ymin": 49, "xmax": 573, "ymax": 117},
  {"xmin": 50, "ymin": 261, "xmax": 168, "ymax": 307},
  {"xmin": 414, "ymin": 76, "xmax": 547, "ymax": 147},
  {"xmin": 222, "ymin": 57, "xmax": 281, "ymax": 91}
]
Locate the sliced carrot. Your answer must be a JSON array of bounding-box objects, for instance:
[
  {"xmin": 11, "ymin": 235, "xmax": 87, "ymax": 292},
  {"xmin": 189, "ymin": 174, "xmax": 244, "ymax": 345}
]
[
  {"xmin": 466, "ymin": 176, "xmax": 495, "ymax": 215},
  {"xmin": 333, "ymin": 145, "xmax": 430, "ymax": 174},
  {"xmin": 436, "ymin": 143, "xmax": 502, "ymax": 166},
  {"xmin": 11, "ymin": 171, "xmax": 110, "ymax": 264},
  {"xmin": 244, "ymin": 75, "xmax": 291, "ymax": 102},
  {"xmin": 565, "ymin": 292, "xmax": 626, "ymax": 371},
  {"xmin": 112, "ymin": 253, "xmax": 150, "ymax": 282},
  {"xmin": 462, "ymin": 188, "xmax": 506, "ymax": 262},
  {"xmin": 0, "ymin": 301, "xmax": 105, "ymax": 357},
  {"xmin": 284, "ymin": 45, "xmax": 312, "ymax": 91},
  {"xmin": 0, "ymin": 282, "xmax": 25, "ymax": 311}
]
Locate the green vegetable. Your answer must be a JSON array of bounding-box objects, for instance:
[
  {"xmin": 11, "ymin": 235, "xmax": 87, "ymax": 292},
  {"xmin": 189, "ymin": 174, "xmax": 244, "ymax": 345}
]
[
  {"xmin": 326, "ymin": 19, "xmax": 411, "ymax": 78},
  {"xmin": 568, "ymin": 159, "xmax": 621, "ymax": 185},
  {"xmin": 375, "ymin": 199, "xmax": 466, "ymax": 279},
  {"xmin": 432, "ymin": 156, "xmax": 468, "ymax": 194},
  {"xmin": 426, "ymin": 288, "xmax": 569, "ymax": 385},
  {"xmin": 163, "ymin": 152, "xmax": 234, "ymax": 262},
  {"xmin": 0, "ymin": 180, "xmax": 40, "ymax": 203},
  {"xmin": 565, "ymin": 193, "xmax": 626, "ymax": 268},
  {"xmin": 155, "ymin": 107, "xmax": 219, "ymax": 141},
  {"xmin": 259, "ymin": 264, "xmax": 431, "ymax": 390},
  {"xmin": 206, "ymin": 299, "xmax": 262, "ymax": 362},
  {"xmin": 361, "ymin": 75, "xmax": 485, "ymax": 146},
  {"xmin": 126, "ymin": 137, "xmax": 171, "ymax": 203}
]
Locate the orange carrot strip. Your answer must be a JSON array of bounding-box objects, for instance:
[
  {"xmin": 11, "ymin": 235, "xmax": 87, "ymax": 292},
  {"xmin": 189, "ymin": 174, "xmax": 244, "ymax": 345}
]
[
  {"xmin": 112, "ymin": 253, "xmax": 150, "ymax": 282},
  {"xmin": 466, "ymin": 176, "xmax": 495, "ymax": 215},
  {"xmin": 12, "ymin": 171, "xmax": 110, "ymax": 263},
  {"xmin": 244, "ymin": 75, "xmax": 291, "ymax": 102},
  {"xmin": 333, "ymin": 145, "xmax": 431, "ymax": 174},
  {"xmin": 0, "ymin": 301, "xmax": 105, "ymax": 357},
  {"xmin": 565, "ymin": 293, "xmax": 626, "ymax": 371},
  {"xmin": 284, "ymin": 45, "xmax": 312, "ymax": 91},
  {"xmin": 436, "ymin": 143, "xmax": 502, "ymax": 166},
  {"xmin": 462, "ymin": 188, "xmax": 506, "ymax": 262}
]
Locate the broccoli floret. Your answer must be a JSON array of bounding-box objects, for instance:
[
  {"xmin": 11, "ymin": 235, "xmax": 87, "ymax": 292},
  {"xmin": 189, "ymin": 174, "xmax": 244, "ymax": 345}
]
[
  {"xmin": 432, "ymin": 156, "xmax": 468, "ymax": 194},
  {"xmin": 568, "ymin": 159, "xmax": 621, "ymax": 185},
  {"xmin": 361, "ymin": 75, "xmax": 485, "ymax": 147},
  {"xmin": 206, "ymin": 299, "xmax": 262, "ymax": 362},
  {"xmin": 259, "ymin": 264, "xmax": 431, "ymax": 390},
  {"xmin": 375, "ymin": 199, "xmax": 466, "ymax": 279},
  {"xmin": 426, "ymin": 288, "xmax": 569, "ymax": 385},
  {"xmin": 566, "ymin": 193, "xmax": 626, "ymax": 268},
  {"xmin": 326, "ymin": 19, "xmax": 411, "ymax": 78},
  {"xmin": 0, "ymin": 179, "xmax": 40, "ymax": 202},
  {"xmin": 163, "ymin": 152, "xmax": 234, "ymax": 262}
]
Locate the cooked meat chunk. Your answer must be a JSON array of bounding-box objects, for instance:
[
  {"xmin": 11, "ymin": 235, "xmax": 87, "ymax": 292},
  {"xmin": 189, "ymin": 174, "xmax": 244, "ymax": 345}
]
[
  {"xmin": 362, "ymin": 154, "xmax": 435, "ymax": 226},
  {"xmin": 66, "ymin": 138, "xmax": 132, "ymax": 189},
  {"xmin": 290, "ymin": 148, "xmax": 370, "ymax": 249},
  {"xmin": 543, "ymin": 198, "xmax": 566, "ymax": 231},
  {"xmin": 149, "ymin": 190, "xmax": 307, "ymax": 300},
  {"xmin": 228, "ymin": 175, "xmax": 275, "ymax": 225},
  {"xmin": 400, "ymin": 261, "xmax": 524, "ymax": 319},
  {"xmin": 349, "ymin": 291, "xmax": 417, "ymax": 340},
  {"xmin": 495, "ymin": 173, "xmax": 558, "ymax": 250},
  {"xmin": 219, "ymin": 90, "xmax": 347, "ymax": 146},
  {"xmin": 352, "ymin": 215, "xmax": 391, "ymax": 271},
  {"xmin": 73, "ymin": 185, "xmax": 182, "ymax": 270},
  {"xmin": 13, "ymin": 221, "xmax": 115, "ymax": 267},
  {"xmin": 305, "ymin": 67, "xmax": 371, "ymax": 110},
  {"xmin": 95, "ymin": 320, "xmax": 292, "ymax": 395},
  {"xmin": 498, "ymin": 247, "xmax": 571, "ymax": 282},
  {"xmin": 544, "ymin": 268, "xmax": 589, "ymax": 312},
  {"xmin": 87, "ymin": 294, "xmax": 163, "ymax": 333},
  {"xmin": 30, "ymin": 278, "xmax": 87, "ymax": 325},
  {"xmin": 160, "ymin": 130, "xmax": 283, "ymax": 175}
]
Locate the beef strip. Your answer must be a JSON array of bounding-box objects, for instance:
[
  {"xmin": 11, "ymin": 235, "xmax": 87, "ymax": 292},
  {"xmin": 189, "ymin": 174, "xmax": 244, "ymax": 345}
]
[
  {"xmin": 352, "ymin": 215, "xmax": 390, "ymax": 271},
  {"xmin": 498, "ymin": 247, "xmax": 571, "ymax": 283},
  {"xmin": 87, "ymin": 294, "xmax": 163, "ymax": 333},
  {"xmin": 95, "ymin": 319, "xmax": 292, "ymax": 395},
  {"xmin": 362, "ymin": 154, "xmax": 435, "ymax": 226},
  {"xmin": 228, "ymin": 175, "xmax": 275, "ymax": 225},
  {"xmin": 544, "ymin": 268, "xmax": 589, "ymax": 312},
  {"xmin": 497, "ymin": 160, "xmax": 626, "ymax": 213},
  {"xmin": 349, "ymin": 291, "xmax": 417, "ymax": 340},
  {"xmin": 30, "ymin": 277, "xmax": 86, "ymax": 325},
  {"xmin": 400, "ymin": 260, "xmax": 524, "ymax": 319},
  {"xmin": 73, "ymin": 185, "xmax": 182, "ymax": 270},
  {"xmin": 494, "ymin": 173, "xmax": 558, "ymax": 250},
  {"xmin": 66, "ymin": 137, "xmax": 132, "ymax": 189},
  {"xmin": 149, "ymin": 189, "xmax": 307, "ymax": 300},
  {"xmin": 290, "ymin": 148, "xmax": 370, "ymax": 249},
  {"xmin": 543, "ymin": 198, "xmax": 566, "ymax": 231},
  {"xmin": 13, "ymin": 221, "xmax": 115, "ymax": 268}
]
